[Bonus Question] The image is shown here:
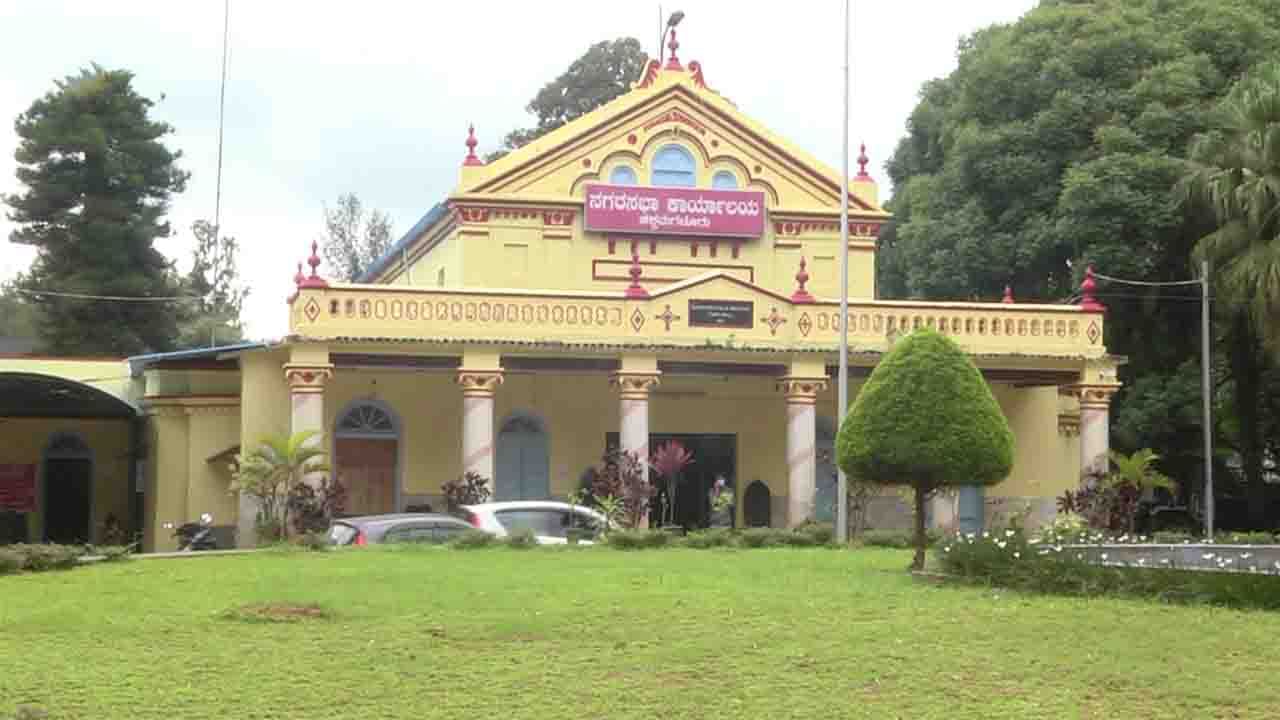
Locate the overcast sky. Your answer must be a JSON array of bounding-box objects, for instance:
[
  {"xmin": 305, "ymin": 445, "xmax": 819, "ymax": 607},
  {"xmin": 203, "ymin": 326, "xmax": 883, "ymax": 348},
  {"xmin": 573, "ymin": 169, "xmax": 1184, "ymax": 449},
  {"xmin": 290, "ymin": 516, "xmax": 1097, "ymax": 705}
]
[{"xmin": 0, "ymin": 0, "xmax": 1037, "ymax": 339}]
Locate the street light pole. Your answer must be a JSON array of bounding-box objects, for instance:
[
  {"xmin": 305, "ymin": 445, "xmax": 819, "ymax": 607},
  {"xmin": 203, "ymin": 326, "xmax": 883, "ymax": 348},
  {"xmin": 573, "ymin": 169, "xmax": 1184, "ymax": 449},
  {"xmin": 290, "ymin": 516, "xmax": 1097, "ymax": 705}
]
[
  {"xmin": 836, "ymin": 0, "xmax": 850, "ymax": 542},
  {"xmin": 1201, "ymin": 259, "xmax": 1214, "ymax": 536}
]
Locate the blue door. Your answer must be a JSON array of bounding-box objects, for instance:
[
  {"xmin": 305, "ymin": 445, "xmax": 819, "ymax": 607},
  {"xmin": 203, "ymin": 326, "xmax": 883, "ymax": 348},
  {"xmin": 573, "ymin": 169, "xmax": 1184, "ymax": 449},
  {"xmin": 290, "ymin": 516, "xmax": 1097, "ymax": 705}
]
[
  {"xmin": 814, "ymin": 418, "xmax": 837, "ymax": 523},
  {"xmin": 496, "ymin": 415, "xmax": 549, "ymax": 500}
]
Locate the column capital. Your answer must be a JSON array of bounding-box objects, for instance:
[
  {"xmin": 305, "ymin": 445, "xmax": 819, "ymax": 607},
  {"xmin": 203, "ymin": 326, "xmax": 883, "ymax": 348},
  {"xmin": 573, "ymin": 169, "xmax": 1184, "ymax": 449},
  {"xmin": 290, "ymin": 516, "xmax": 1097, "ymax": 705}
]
[
  {"xmin": 777, "ymin": 375, "xmax": 829, "ymax": 405},
  {"xmin": 612, "ymin": 371, "xmax": 661, "ymax": 400},
  {"xmin": 283, "ymin": 363, "xmax": 334, "ymax": 393},
  {"xmin": 457, "ymin": 369, "xmax": 504, "ymax": 398},
  {"xmin": 1060, "ymin": 383, "xmax": 1120, "ymax": 410}
]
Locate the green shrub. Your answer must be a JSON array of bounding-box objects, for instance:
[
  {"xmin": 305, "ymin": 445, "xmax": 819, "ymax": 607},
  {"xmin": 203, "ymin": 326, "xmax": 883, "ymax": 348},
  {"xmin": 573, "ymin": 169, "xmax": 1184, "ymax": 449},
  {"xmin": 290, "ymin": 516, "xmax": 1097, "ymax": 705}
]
[
  {"xmin": 796, "ymin": 522, "xmax": 836, "ymax": 546},
  {"xmin": 737, "ymin": 528, "xmax": 782, "ymax": 548},
  {"xmin": 605, "ymin": 529, "xmax": 671, "ymax": 550},
  {"xmin": 504, "ymin": 529, "xmax": 538, "ymax": 549},
  {"xmin": 9, "ymin": 543, "xmax": 82, "ymax": 572},
  {"xmin": 684, "ymin": 528, "xmax": 734, "ymax": 548},
  {"xmin": 449, "ymin": 530, "xmax": 496, "ymax": 549},
  {"xmin": 861, "ymin": 529, "xmax": 939, "ymax": 549},
  {"xmin": 936, "ymin": 531, "xmax": 1280, "ymax": 611},
  {"xmin": 291, "ymin": 532, "xmax": 329, "ymax": 552},
  {"xmin": 1152, "ymin": 531, "xmax": 1195, "ymax": 544},
  {"xmin": 0, "ymin": 548, "xmax": 23, "ymax": 575},
  {"xmin": 93, "ymin": 545, "xmax": 134, "ymax": 563},
  {"xmin": 1215, "ymin": 531, "xmax": 1277, "ymax": 545}
]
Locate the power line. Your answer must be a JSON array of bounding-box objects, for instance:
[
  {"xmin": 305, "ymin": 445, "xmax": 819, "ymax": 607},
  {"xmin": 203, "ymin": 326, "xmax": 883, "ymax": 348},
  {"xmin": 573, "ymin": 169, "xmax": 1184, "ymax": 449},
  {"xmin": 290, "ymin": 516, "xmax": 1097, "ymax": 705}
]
[
  {"xmin": 16, "ymin": 288, "xmax": 202, "ymax": 303},
  {"xmin": 1092, "ymin": 269, "xmax": 1203, "ymax": 287}
]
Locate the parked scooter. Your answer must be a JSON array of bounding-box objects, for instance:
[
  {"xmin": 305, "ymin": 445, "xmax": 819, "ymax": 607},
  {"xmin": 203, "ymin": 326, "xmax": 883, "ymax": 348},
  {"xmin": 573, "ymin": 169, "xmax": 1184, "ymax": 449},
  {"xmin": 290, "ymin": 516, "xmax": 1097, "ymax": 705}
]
[{"xmin": 174, "ymin": 513, "xmax": 218, "ymax": 551}]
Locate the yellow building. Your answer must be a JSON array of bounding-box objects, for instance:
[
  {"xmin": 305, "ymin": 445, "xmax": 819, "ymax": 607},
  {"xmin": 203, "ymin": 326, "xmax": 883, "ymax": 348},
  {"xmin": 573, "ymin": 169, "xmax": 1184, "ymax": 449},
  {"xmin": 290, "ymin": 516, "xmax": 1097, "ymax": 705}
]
[{"xmin": 1, "ymin": 36, "xmax": 1122, "ymax": 551}]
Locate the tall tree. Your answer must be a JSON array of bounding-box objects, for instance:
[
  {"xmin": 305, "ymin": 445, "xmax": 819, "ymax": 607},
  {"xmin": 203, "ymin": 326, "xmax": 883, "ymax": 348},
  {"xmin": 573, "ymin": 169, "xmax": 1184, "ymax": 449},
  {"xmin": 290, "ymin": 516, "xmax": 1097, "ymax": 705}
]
[
  {"xmin": 4, "ymin": 65, "xmax": 189, "ymax": 356},
  {"xmin": 487, "ymin": 38, "xmax": 649, "ymax": 161},
  {"xmin": 177, "ymin": 219, "xmax": 248, "ymax": 348},
  {"xmin": 881, "ymin": 0, "xmax": 1280, "ymax": 525},
  {"xmin": 1182, "ymin": 63, "xmax": 1280, "ymax": 527},
  {"xmin": 319, "ymin": 193, "xmax": 393, "ymax": 282}
]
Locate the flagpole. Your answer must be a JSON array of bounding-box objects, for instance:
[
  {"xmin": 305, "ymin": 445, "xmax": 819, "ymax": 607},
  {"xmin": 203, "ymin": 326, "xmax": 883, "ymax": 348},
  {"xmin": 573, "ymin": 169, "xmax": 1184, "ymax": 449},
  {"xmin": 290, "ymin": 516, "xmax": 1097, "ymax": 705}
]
[{"xmin": 836, "ymin": 0, "xmax": 850, "ymax": 542}]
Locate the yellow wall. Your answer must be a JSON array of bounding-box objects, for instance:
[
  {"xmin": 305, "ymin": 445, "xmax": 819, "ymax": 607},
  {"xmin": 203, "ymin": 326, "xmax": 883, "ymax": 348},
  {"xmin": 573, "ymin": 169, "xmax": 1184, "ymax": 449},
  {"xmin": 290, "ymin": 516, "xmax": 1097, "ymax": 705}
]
[
  {"xmin": 0, "ymin": 358, "xmax": 134, "ymax": 405},
  {"xmin": 0, "ymin": 418, "xmax": 132, "ymax": 544}
]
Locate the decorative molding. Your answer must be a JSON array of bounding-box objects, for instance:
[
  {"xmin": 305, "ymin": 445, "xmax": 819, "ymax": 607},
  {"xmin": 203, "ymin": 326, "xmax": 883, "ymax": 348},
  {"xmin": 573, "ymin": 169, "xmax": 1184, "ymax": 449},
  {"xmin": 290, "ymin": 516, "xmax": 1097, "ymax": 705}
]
[
  {"xmin": 1057, "ymin": 412, "xmax": 1081, "ymax": 437},
  {"xmin": 777, "ymin": 376, "xmax": 829, "ymax": 404},
  {"xmin": 611, "ymin": 371, "xmax": 661, "ymax": 400},
  {"xmin": 542, "ymin": 209, "xmax": 576, "ymax": 227},
  {"xmin": 456, "ymin": 370, "xmax": 505, "ymax": 398},
  {"xmin": 641, "ymin": 107, "xmax": 708, "ymax": 135},
  {"xmin": 1061, "ymin": 383, "xmax": 1121, "ymax": 410},
  {"xmin": 283, "ymin": 363, "xmax": 334, "ymax": 393}
]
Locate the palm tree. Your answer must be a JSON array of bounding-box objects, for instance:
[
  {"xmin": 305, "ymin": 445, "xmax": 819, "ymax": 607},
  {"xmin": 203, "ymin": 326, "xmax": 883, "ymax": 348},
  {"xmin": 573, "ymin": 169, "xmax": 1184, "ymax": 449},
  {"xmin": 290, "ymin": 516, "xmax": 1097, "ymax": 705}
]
[
  {"xmin": 231, "ymin": 430, "xmax": 330, "ymax": 541},
  {"xmin": 1181, "ymin": 62, "xmax": 1280, "ymax": 529}
]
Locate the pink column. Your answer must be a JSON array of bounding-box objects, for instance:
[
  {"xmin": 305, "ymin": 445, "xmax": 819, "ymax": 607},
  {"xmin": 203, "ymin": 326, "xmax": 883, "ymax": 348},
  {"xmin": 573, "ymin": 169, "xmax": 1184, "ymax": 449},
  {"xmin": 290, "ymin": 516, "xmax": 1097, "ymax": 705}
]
[
  {"xmin": 1076, "ymin": 385, "xmax": 1118, "ymax": 478},
  {"xmin": 779, "ymin": 376, "xmax": 828, "ymax": 527},
  {"xmin": 613, "ymin": 371, "xmax": 660, "ymax": 527}
]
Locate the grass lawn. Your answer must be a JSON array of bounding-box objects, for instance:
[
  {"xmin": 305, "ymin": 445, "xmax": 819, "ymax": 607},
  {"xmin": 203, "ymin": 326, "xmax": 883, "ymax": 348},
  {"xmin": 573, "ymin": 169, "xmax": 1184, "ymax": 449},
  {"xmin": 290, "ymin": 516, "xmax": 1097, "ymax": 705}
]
[{"xmin": 3, "ymin": 547, "xmax": 1279, "ymax": 719}]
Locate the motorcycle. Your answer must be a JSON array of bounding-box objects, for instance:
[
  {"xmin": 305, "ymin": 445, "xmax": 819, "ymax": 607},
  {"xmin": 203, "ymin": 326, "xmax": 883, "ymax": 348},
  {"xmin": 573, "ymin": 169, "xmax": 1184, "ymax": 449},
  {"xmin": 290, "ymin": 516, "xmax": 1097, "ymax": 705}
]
[{"xmin": 173, "ymin": 513, "xmax": 218, "ymax": 551}]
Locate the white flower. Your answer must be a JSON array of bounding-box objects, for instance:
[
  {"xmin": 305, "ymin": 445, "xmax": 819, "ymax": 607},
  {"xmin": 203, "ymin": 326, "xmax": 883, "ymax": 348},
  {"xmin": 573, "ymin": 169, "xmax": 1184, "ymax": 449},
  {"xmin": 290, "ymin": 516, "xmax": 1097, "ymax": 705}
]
[
  {"xmin": 1139, "ymin": 535, "xmax": 1148, "ymax": 542},
  {"xmin": 1240, "ymin": 553, "xmax": 1253, "ymax": 560},
  {"xmin": 1077, "ymin": 553, "xmax": 1084, "ymax": 560},
  {"xmin": 944, "ymin": 546, "xmax": 951, "ymax": 553},
  {"xmin": 1203, "ymin": 553, "xmax": 1215, "ymax": 560},
  {"xmin": 1160, "ymin": 558, "xmax": 1171, "ymax": 564},
  {"xmin": 1005, "ymin": 530, "xmax": 1015, "ymax": 538},
  {"xmin": 1137, "ymin": 558, "xmax": 1146, "ymax": 565},
  {"xmin": 996, "ymin": 541, "xmax": 1007, "ymax": 549},
  {"xmin": 1013, "ymin": 552, "xmax": 1021, "ymax": 559},
  {"xmin": 1100, "ymin": 553, "xmax": 1108, "ymax": 560}
]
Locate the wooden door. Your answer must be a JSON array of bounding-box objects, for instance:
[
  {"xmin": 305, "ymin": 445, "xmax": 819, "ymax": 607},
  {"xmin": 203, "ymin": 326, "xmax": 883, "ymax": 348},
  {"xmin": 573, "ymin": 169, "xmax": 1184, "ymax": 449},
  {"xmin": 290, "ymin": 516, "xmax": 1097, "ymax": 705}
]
[
  {"xmin": 335, "ymin": 439, "xmax": 396, "ymax": 516},
  {"xmin": 495, "ymin": 416, "xmax": 549, "ymax": 500}
]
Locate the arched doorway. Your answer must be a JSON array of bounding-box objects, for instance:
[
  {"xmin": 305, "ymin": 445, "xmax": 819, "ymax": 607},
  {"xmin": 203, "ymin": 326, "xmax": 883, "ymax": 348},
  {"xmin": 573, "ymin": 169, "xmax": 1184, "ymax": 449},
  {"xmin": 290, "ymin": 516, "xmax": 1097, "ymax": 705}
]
[
  {"xmin": 43, "ymin": 432, "xmax": 92, "ymax": 544},
  {"xmin": 334, "ymin": 400, "xmax": 400, "ymax": 516},
  {"xmin": 815, "ymin": 417, "xmax": 838, "ymax": 524},
  {"xmin": 495, "ymin": 412, "xmax": 549, "ymax": 501}
]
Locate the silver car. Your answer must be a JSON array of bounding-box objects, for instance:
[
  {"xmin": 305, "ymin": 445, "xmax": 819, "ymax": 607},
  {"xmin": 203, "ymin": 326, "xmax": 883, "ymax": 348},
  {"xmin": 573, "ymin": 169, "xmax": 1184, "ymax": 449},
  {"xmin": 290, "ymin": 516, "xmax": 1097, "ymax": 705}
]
[
  {"xmin": 327, "ymin": 513, "xmax": 478, "ymax": 546},
  {"xmin": 458, "ymin": 501, "xmax": 606, "ymax": 544}
]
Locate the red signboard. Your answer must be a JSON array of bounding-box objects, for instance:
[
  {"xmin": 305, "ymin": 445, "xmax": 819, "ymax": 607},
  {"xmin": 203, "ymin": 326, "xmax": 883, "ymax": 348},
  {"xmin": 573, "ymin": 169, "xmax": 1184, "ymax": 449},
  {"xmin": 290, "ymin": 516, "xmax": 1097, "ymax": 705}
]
[
  {"xmin": 0, "ymin": 464, "xmax": 36, "ymax": 513},
  {"xmin": 584, "ymin": 183, "xmax": 766, "ymax": 238}
]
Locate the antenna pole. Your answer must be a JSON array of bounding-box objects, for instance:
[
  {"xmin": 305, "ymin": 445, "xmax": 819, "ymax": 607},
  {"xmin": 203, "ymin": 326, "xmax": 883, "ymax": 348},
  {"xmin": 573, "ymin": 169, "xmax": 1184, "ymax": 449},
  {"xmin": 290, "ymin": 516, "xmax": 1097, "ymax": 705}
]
[{"xmin": 836, "ymin": 0, "xmax": 850, "ymax": 542}]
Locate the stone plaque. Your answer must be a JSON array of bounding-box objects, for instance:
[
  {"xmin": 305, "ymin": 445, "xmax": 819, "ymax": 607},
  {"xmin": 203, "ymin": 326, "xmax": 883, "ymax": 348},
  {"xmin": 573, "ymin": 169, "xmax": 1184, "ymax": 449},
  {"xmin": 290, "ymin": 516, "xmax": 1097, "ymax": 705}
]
[{"xmin": 688, "ymin": 299, "xmax": 754, "ymax": 329}]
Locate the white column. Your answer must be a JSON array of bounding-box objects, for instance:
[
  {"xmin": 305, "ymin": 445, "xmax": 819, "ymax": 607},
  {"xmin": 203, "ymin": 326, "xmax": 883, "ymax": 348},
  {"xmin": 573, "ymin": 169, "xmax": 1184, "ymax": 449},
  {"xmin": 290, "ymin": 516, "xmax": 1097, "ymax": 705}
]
[
  {"xmin": 1078, "ymin": 386, "xmax": 1117, "ymax": 479},
  {"xmin": 780, "ymin": 376, "xmax": 828, "ymax": 527},
  {"xmin": 457, "ymin": 369, "xmax": 504, "ymax": 485},
  {"xmin": 613, "ymin": 369, "xmax": 660, "ymax": 527}
]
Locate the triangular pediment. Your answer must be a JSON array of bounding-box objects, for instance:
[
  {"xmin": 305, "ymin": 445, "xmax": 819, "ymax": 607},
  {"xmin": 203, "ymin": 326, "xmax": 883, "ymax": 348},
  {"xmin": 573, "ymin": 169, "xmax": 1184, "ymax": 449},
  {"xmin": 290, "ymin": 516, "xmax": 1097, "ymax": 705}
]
[
  {"xmin": 650, "ymin": 271, "xmax": 794, "ymax": 305},
  {"xmin": 460, "ymin": 65, "xmax": 886, "ymax": 217}
]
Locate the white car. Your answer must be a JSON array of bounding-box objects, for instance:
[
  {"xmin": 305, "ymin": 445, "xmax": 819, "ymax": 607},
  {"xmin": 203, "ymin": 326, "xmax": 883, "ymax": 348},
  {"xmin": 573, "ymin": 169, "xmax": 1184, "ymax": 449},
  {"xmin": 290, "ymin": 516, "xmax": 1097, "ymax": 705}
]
[{"xmin": 459, "ymin": 501, "xmax": 606, "ymax": 545}]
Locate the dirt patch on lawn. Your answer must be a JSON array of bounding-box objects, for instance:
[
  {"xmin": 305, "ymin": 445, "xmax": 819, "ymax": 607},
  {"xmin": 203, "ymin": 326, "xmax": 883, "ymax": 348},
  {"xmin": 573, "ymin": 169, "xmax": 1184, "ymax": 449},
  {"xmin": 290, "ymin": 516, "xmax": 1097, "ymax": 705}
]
[{"xmin": 222, "ymin": 602, "xmax": 332, "ymax": 623}]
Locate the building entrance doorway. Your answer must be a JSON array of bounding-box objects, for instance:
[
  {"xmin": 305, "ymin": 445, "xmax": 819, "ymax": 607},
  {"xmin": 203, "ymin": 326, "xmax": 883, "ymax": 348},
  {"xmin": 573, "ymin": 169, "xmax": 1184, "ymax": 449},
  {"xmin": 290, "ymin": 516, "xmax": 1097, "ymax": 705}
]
[
  {"xmin": 43, "ymin": 433, "xmax": 93, "ymax": 544},
  {"xmin": 606, "ymin": 433, "xmax": 736, "ymax": 530}
]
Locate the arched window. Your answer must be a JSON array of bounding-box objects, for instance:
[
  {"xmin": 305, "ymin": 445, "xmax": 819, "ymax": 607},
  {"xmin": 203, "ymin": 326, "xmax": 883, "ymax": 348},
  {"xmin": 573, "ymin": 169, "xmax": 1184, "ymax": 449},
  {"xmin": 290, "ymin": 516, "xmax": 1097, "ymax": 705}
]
[
  {"xmin": 609, "ymin": 165, "xmax": 638, "ymax": 185},
  {"xmin": 651, "ymin": 144, "xmax": 696, "ymax": 187},
  {"xmin": 712, "ymin": 170, "xmax": 739, "ymax": 189},
  {"xmin": 336, "ymin": 403, "xmax": 397, "ymax": 437}
]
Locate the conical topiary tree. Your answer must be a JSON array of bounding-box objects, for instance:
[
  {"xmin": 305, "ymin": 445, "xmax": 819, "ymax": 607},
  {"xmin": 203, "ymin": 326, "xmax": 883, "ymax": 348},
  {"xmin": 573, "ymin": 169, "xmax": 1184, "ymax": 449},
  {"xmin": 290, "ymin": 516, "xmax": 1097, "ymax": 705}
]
[{"xmin": 837, "ymin": 328, "xmax": 1014, "ymax": 569}]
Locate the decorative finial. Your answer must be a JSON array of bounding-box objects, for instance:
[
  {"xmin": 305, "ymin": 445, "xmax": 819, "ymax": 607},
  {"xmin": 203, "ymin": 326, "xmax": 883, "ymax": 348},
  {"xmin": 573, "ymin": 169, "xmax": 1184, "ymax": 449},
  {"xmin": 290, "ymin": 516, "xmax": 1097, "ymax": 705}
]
[
  {"xmin": 298, "ymin": 242, "xmax": 329, "ymax": 289},
  {"xmin": 791, "ymin": 257, "xmax": 815, "ymax": 304},
  {"xmin": 856, "ymin": 143, "xmax": 872, "ymax": 181},
  {"xmin": 1002, "ymin": 285, "xmax": 1014, "ymax": 304},
  {"xmin": 1079, "ymin": 264, "xmax": 1104, "ymax": 312},
  {"xmin": 625, "ymin": 252, "xmax": 649, "ymax": 299},
  {"xmin": 665, "ymin": 28, "xmax": 682, "ymax": 70},
  {"xmin": 463, "ymin": 124, "xmax": 482, "ymax": 166},
  {"xmin": 293, "ymin": 262, "xmax": 305, "ymax": 287}
]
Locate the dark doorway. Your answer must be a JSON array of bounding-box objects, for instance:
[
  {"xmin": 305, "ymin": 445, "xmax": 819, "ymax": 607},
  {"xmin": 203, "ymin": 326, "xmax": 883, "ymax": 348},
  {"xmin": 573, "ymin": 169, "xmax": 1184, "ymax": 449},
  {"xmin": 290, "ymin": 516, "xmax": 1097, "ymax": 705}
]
[
  {"xmin": 44, "ymin": 458, "xmax": 91, "ymax": 544},
  {"xmin": 606, "ymin": 433, "xmax": 736, "ymax": 530}
]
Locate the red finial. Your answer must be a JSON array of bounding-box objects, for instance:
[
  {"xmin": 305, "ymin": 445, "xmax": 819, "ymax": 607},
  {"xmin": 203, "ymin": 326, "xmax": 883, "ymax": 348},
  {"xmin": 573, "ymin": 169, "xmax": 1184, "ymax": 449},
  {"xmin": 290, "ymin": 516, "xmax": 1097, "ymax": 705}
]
[
  {"xmin": 463, "ymin": 124, "xmax": 482, "ymax": 166},
  {"xmin": 1002, "ymin": 285, "xmax": 1014, "ymax": 304},
  {"xmin": 293, "ymin": 262, "xmax": 305, "ymax": 287},
  {"xmin": 665, "ymin": 28, "xmax": 682, "ymax": 70},
  {"xmin": 856, "ymin": 143, "xmax": 872, "ymax": 181},
  {"xmin": 299, "ymin": 241, "xmax": 329, "ymax": 289},
  {"xmin": 791, "ymin": 257, "xmax": 815, "ymax": 304},
  {"xmin": 1079, "ymin": 265, "xmax": 1104, "ymax": 312},
  {"xmin": 625, "ymin": 252, "xmax": 649, "ymax": 299}
]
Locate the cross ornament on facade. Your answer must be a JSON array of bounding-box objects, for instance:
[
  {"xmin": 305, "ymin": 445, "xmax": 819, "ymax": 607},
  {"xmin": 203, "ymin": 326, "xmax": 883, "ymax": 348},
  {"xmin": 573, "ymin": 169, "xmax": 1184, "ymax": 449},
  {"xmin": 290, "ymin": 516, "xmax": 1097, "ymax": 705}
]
[{"xmin": 655, "ymin": 304, "xmax": 681, "ymax": 331}]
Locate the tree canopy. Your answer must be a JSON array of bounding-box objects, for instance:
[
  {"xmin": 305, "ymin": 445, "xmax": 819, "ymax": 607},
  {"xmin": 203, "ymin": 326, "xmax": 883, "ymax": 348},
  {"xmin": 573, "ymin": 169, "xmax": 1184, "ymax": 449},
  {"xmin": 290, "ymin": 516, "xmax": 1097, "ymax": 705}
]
[
  {"xmin": 319, "ymin": 193, "xmax": 393, "ymax": 282},
  {"xmin": 5, "ymin": 65, "xmax": 189, "ymax": 356},
  {"xmin": 881, "ymin": 0, "xmax": 1280, "ymax": 528},
  {"xmin": 177, "ymin": 219, "xmax": 248, "ymax": 348},
  {"xmin": 488, "ymin": 38, "xmax": 648, "ymax": 161},
  {"xmin": 837, "ymin": 329, "xmax": 1014, "ymax": 567}
]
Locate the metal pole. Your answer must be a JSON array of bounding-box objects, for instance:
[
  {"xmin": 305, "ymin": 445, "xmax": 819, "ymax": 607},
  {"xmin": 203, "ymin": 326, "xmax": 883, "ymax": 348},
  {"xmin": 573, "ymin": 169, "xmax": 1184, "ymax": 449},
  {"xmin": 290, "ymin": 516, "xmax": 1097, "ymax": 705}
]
[
  {"xmin": 1201, "ymin": 259, "xmax": 1214, "ymax": 537},
  {"xmin": 835, "ymin": 0, "xmax": 850, "ymax": 542}
]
